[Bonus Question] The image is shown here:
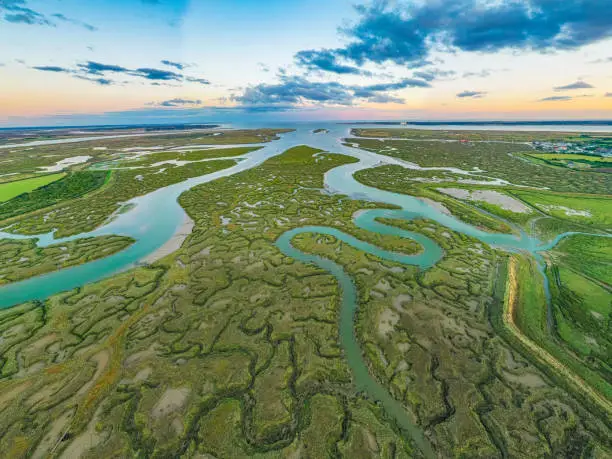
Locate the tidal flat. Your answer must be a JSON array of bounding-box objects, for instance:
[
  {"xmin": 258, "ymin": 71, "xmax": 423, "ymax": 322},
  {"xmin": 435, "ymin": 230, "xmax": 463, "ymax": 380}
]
[{"xmin": 0, "ymin": 126, "xmax": 610, "ymax": 458}]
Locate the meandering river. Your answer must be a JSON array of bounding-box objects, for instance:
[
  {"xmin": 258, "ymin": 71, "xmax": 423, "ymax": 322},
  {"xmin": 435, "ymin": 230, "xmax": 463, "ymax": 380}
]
[
  {"xmin": 0, "ymin": 124, "xmax": 567, "ymax": 307},
  {"xmin": 1, "ymin": 123, "xmax": 606, "ymax": 457}
]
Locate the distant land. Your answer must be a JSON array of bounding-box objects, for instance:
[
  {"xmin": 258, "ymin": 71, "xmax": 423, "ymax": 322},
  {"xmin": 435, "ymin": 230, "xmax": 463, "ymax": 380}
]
[
  {"xmin": 346, "ymin": 120, "xmax": 612, "ymax": 126},
  {"xmin": 0, "ymin": 123, "xmax": 220, "ymax": 133}
]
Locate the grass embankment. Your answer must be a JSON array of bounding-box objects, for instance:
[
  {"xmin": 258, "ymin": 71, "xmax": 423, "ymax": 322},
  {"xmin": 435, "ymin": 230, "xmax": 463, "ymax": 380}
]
[
  {"xmin": 504, "ymin": 254, "xmax": 612, "ymax": 417},
  {"xmin": 0, "ymin": 173, "xmax": 65, "ymax": 202}
]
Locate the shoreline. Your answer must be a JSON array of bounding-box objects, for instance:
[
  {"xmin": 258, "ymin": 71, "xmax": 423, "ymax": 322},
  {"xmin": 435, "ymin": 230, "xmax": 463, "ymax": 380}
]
[{"xmin": 142, "ymin": 213, "xmax": 194, "ymax": 264}]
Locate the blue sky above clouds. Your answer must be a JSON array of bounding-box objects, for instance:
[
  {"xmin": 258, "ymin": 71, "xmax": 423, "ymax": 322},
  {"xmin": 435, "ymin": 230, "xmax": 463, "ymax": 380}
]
[{"xmin": 1, "ymin": 0, "xmax": 611, "ymax": 126}]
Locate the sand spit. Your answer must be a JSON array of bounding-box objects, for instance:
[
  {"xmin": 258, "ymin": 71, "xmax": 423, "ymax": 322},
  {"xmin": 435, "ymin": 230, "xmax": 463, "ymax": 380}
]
[{"xmin": 143, "ymin": 214, "xmax": 195, "ymax": 264}]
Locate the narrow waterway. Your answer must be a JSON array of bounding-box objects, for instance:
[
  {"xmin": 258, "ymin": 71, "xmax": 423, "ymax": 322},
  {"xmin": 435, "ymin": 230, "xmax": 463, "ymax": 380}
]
[
  {"xmin": 0, "ymin": 124, "xmax": 585, "ymax": 307},
  {"xmin": 1, "ymin": 123, "xmax": 607, "ymax": 456}
]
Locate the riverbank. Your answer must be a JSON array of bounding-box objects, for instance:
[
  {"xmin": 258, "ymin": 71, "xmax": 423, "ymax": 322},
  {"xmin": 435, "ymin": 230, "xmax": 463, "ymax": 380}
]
[{"xmin": 142, "ymin": 214, "xmax": 194, "ymax": 264}]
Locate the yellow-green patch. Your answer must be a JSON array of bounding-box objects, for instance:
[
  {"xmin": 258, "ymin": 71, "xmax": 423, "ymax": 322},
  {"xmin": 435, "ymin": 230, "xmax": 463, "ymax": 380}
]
[
  {"xmin": 0, "ymin": 173, "xmax": 66, "ymax": 202},
  {"xmin": 529, "ymin": 153, "xmax": 612, "ymax": 163},
  {"xmin": 512, "ymin": 191, "xmax": 611, "ymax": 227}
]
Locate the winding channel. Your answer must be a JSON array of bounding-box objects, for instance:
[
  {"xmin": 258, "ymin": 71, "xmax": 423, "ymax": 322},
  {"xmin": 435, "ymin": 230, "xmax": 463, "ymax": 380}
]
[{"xmin": 0, "ymin": 123, "xmax": 606, "ymax": 456}]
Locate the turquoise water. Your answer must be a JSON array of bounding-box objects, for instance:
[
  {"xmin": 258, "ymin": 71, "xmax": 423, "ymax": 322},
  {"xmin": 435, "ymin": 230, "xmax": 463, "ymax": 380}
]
[
  {"xmin": 276, "ymin": 221, "xmax": 438, "ymax": 458},
  {"xmin": 2, "ymin": 123, "xmax": 606, "ymax": 456},
  {"xmin": 0, "ymin": 124, "xmax": 583, "ymax": 307}
]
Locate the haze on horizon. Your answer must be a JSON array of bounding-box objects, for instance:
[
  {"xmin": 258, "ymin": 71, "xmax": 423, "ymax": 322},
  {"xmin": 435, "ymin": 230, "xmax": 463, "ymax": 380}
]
[{"xmin": 1, "ymin": 0, "xmax": 611, "ymax": 127}]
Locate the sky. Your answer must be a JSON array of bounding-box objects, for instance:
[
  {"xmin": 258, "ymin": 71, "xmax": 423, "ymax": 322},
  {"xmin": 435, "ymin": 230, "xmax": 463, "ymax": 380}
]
[{"xmin": 1, "ymin": 0, "xmax": 611, "ymax": 127}]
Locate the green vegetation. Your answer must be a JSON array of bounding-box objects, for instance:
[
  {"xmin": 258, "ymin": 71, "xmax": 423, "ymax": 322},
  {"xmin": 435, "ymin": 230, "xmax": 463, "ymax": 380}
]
[
  {"xmin": 552, "ymin": 234, "xmax": 612, "ymax": 285},
  {"xmin": 117, "ymin": 146, "xmax": 260, "ymax": 168},
  {"xmin": 0, "ymin": 171, "xmax": 110, "ymax": 223},
  {"xmin": 0, "ymin": 173, "xmax": 66, "ymax": 202},
  {"xmin": 0, "ymin": 235, "xmax": 135, "ymax": 285},
  {"xmin": 350, "ymin": 134, "xmax": 612, "ymax": 194},
  {"xmin": 6, "ymin": 159, "xmax": 236, "ymax": 237},
  {"xmin": 0, "ymin": 128, "xmax": 290, "ymax": 176},
  {"xmin": 0, "ymin": 126, "xmax": 610, "ymax": 457},
  {"xmin": 355, "ymin": 166, "xmax": 516, "ymax": 233},
  {"xmin": 353, "ymin": 127, "xmax": 611, "ymax": 143},
  {"xmin": 507, "ymin": 253, "xmax": 611, "ymax": 410},
  {"xmin": 0, "ymin": 144, "xmax": 609, "ymax": 458},
  {"xmin": 529, "ymin": 153, "xmax": 612, "ymax": 162},
  {"xmin": 511, "ymin": 190, "xmax": 611, "ymax": 229}
]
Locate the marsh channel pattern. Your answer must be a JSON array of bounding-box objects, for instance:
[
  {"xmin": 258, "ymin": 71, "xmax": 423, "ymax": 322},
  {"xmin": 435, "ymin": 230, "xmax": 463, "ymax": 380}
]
[{"xmin": 0, "ymin": 124, "xmax": 603, "ymax": 456}]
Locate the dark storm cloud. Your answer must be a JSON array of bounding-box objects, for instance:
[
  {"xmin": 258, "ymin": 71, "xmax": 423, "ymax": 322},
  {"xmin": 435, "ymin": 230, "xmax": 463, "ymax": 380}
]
[
  {"xmin": 1, "ymin": 0, "xmax": 97, "ymax": 30},
  {"xmin": 457, "ymin": 90, "xmax": 486, "ymax": 98},
  {"xmin": 540, "ymin": 95, "xmax": 573, "ymax": 101},
  {"xmin": 553, "ymin": 81, "xmax": 595, "ymax": 91},
  {"xmin": 295, "ymin": 0, "xmax": 612, "ymax": 73}
]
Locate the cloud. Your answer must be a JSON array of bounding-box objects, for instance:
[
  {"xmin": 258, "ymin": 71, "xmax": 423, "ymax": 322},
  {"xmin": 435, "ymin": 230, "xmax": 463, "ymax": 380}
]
[
  {"xmin": 161, "ymin": 60, "xmax": 187, "ymax": 70},
  {"xmin": 51, "ymin": 13, "xmax": 97, "ymax": 31},
  {"xmin": 155, "ymin": 98, "xmax": 203, "ymax": 107},
  {"xmin": 294, "ymin": 0, "xmax": 612, "ymax": 72},
  {"xmin": 78, "ymin": 61, "xmax": 129, "ymax": 74},
  {"xmin": 352, "ymin": 78, "xmax": 430, "ymax": 101},
  {"xmin": 185, "ymin": 76, "xmax": 211, "ymax": 85},
  {"xmin": 457, "ymin": 90, "xmax": 486, "ymax": 98},
  {"xmin": 32, "ymin": 65, "xmax": 71, "ymax": 73},
  {"xmin": 461, "ymin": 68, "xmax": 508, "ymax": 78},
  {"xmin": 32, "ymin": 60, "xmax": 211, "ymax": 86},
  {"xmin": 233, "ymin": 75, "xmax": 428, "ymax": 109},
  {"xmin": 74, "ymin": 75, "xmax": 113, "ymax": 86},
  {"xmin": 412, "ymin": 69, "xmax": 456, "ymax": 82},
  {"xmin": 540, "ymin": 95, "xmax": 573, "ymax": 101},
  {"xmin": 295, "ymin": 49, "xmax": 369, "ymax": 75},
  {"xmin": 590, "ymin": 57, "xmax": 612, "ymax": 64},
  {"xmin": 553, "ymin": 80, "xmax": 594, "ymax": 91},
  {"xmin": 234, "ymin": 76, "xmax": 354, "ymax": 107},
  {"xmin": 606, "ymin": 92, "xmax": 612, "ymax": 97},
  {"xmin": 1, "ymin": 1, "xmax": 97, "ymax": 30},
  {"xmin": 133, "ymin": 67, "xmax": 184, "ymax": 81}
]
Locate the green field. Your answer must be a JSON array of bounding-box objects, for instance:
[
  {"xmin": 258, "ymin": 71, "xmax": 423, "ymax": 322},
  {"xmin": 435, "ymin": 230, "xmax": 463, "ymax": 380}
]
[
  {"xmin": 0, "ymin": 173, "xmax": 65, "ymax": 202},
  {"xmin": 530, "ymin": 153, "xmax": 612, "ymax": 163},
  {"xmin": 0, "ymin": 171, "xmax": 110, "ymax": 223},
  {"xmin": 511, "ymin": 190, "xmax": 612, "ymax": 228}
]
